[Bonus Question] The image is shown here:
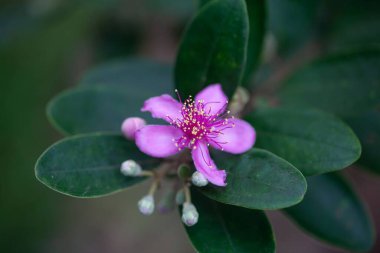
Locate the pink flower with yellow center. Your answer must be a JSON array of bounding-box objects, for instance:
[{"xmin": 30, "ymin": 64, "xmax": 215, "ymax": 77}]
[{"xmin": 128, "ymin": 84, "xmax": 256, "ymax": 186}]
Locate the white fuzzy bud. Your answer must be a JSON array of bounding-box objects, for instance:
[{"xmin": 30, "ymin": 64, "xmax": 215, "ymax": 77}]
[
  {"xmin": 182, "ymin": 203, "xmax": 199, "ymax": 226},
  {"xmin": 191, "ymin": 171, "xmax": 208, "ymax": 187},
  {"xmin": 138, "ymin": 195, "xmax": 155, "ymax": 215},
  {"xmin": 121, "ymin": 117, "xmax": 146, "ymax": 140},
  {"xmin": 121, "ymin": 160, "xmax": 142, "ymax": 176}
]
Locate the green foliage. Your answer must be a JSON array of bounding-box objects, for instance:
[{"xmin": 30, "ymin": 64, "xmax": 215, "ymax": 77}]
[
  {"xmin": 48, "ymin": 59, "xmax": 173, "ymax": 135},
  {"xmin": 35, "ymin": 133, "xmax": 160, "ymax": 197},
  {"xmin": 175, "ymin": 0, "xmax": 249, "ymax": 98},
  {"xmin": 347, "ymin": 111, "xmax": 380, "ymax": 173},
  {"xmin": 201, "ymin": 149, "xmax": 307, "ymax": 210},
  {"xmin": 246, "ymin": 108, "xmax": 361, "ymax": 176},
  {"xmin": 80, "ymin": 58, "xmax": 173, "ymax": 90},
  {"xmin": 280, "ymin": 49, "xmax": 380, "ymax": 174},
  {"xmin": 30, "ymin": 0, "xmax": 380, "ymax": 252},
  {"xmin": 242, "ymin": 0, "xmax": 266, "ymax": 86},
  {"xmin": 285, "ymin": 173, "xmax": 375, "ymax": 252},
  {"xmin": 328, "ymin": 1, "xmax": 380, "ymax": 52},
  {"xmin": 185, "ymin": 191, "xmax": 276, "ymax": 253},
  {"xmin": 280, "ymin": 49, "xmax": 380, "ymax": 118},
  {"xmin": 0, "ymin": 3, "xmax": 104, "ymax": 252},
  {"xmin": 267, "ymin": 0, "xmax": 320, "ymax": 55}
]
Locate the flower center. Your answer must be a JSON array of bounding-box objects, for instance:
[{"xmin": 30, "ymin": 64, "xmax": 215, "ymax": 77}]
[{"xmin": 168, "ymin": 92, "xmax": 235, "ymax": 151}]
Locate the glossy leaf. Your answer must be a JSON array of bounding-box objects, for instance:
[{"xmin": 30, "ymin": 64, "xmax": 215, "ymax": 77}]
[
  {"xmin": 48, "ymin": 87, "xmax": 136, "ymax": 135},
  {"xmin": 347, "ymin": 110, "xmax": 380, "ymax": 174},
  {"xmin": 246, "ymin": 108, "xmax": 361, "ymax": 176},
  {"xmin": 35, "ymin": 133, "xmax": 159, "ymax": 198},
  {"xmin": 185, "ymin": 190, "xmax": 275, "ymax": 253},
  {"xmin": 201, "ymin": 148, "xmax": 307, "ymax": 210},
  {"xmin": 48, "ymin": 59, "xmax": 173, "ymax": 135},
  {"xmin": 280, "ymin": 49, "xmax": 380, "ymax": 118},
  {"xmin": 242, "ymin": 0, "xmax": 266, "ymax": 86},
  {"xmin": 285, "ymin": 173, "xmax": 375, "ymax": 252},
  {"xmin": 175, "ymin": 0, "xmax": 249, "ymax": 98}
]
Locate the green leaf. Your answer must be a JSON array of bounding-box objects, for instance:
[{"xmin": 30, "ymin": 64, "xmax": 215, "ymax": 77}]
[
  {"xmin": 48, "ymin": 59, "xmax": 173, "ymax": 135},
  {"xmin": 175, "ymin": 0, "xmax": 249, "ymax": 98},
  {"xmin": 35, "ymin": 133, "xmax": 160, "ymax": 198},
  {"xmin": 280, "ymin": 49, "xmax": 380, "ymax": 118},
  {"xmin": 246, "ymin": 108, "xmax": 361, "ymax": 176},
  {"xmin": 347, "ymin": 110, "xmax": 380, "ymax": 174},
  {"xmin": 242, "ymin": 0, "xmax": 266, "ymax": 86},
  {"xmin": 280, "ymin": 49, "xmax": 380, "ymax": 173},
  {"xmin": 184, "ymin": 190, "xmax": 276, "ymax": 253},
  {"xmin": 285, "ymin": 173, "xmax": 375, "ymax": 252},
  {"xmin": 201, "ymin": 148, "xmax": 307, "ymax": 210},
  {"xmin": 47, "ymin": 86, "xmax": 145, "ymax": 135},
  {"xmin": 80, "ymin": 58, "xmax": 173, "ymax": 91}
]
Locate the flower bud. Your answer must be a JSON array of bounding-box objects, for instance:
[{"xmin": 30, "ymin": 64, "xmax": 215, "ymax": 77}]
[
  {"xmin": 191, "ymin": 171, "xmax": 208, "ymax": 187},
  {"xmin": 182, "ymin": 203, "xmax": 199, "ymax": 226},
  {"xmin": 121, "ymin": 117, "xmax": 146, "ymax": 140},
  {"xmin": 121, "ymin": 160, "xmax": 142, "ymax": 176},
  {"xmin": 138, "ymin": 195, "xmax": 155, "ymax": 215}
]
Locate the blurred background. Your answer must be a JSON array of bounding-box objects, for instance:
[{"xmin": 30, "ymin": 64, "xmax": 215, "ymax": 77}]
[{"xmin": 0, "ymin": 0, "xmax": 379, "ymax": 252}]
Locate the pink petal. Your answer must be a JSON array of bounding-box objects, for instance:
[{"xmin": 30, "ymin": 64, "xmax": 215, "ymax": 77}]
[
  {"xmin": 192, "ymin": 142, "xmax": 227, "ymax": 186},
  {"xmin": 195, "ymin": 84, "xmax": 228, "ymax": 115},
  {"xmin": 210, "ymin": 118, "xmax": 255, "ymax": 154},
  {"xmin": 135, "ymin": 125, "xmax": 183, "ymax": 158},
  {"xmin": 141, "ymin": 94, "xmax": 183, "ymax": 123}
]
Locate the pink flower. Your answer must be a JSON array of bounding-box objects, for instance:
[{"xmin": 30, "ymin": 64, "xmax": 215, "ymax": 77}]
[{"xmin": 133, "ymin": 84, "xmax": 256, "ymax": 186}]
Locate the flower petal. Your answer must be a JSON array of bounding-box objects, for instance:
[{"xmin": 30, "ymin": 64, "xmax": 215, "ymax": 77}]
[
  {"xmin": 210, "ymin": 119, "xmax": 255, "ymax": 154},
  {"xmin": 192, "ymin": 142, "xmax": 226, "ymax": 186},
  {"xmin": 195, "ymin": 84, "xmax": 228, "ymax": 115},
  {"xmin": 135, "ymin": 125, "xmax": 183, "ymax": 158},
  {"xmin": 141, "ymin": 94, "xmax": 183, "ymax": 123}
]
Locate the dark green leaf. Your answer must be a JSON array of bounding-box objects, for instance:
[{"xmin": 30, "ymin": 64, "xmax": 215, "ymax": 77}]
[
  {"xmin": 246, "ymin": 108, "xmax": 361, "ymax": 176},
  {"xmin": 280, "ymin": 49, "xmax": 380, "ymax": 118},
  {"xmin": 48, "ymin": 87, "xmax": 144, "ymax": 135},
  {"xmin": 201, "ymin": 148, "xmax": 307, "ymax": 210},
  {"xmin": 48, "ymin": 59, "xmax": 173, "ymax": 135},
  {"xmin": 280, "ymin": 49, "xmax": 380, "ymax": 173},
  {"xmin": 35, "ymin": 133, "xmax": 159, "ymax": 198},
  {"xmin": 242, "ymin": 0, "xmax": 266, "ymax": 86},
  {"xmin": 175, "ymin": 0, "xmax": 249, "ymax": 98},
  {"xmin": 80, "ymin": 58, "xmax": 173, "ymax": 92},
  {"xmin": 347, "ymin": 110, "xmax": 380, "ymax": 174},
  {"xmin": 185, "ymin": 190, "xmax": 275, "ymax": 253},
  {"xmin": 285, "ymin": 173, "xmax": 375, "ymax": 252}
]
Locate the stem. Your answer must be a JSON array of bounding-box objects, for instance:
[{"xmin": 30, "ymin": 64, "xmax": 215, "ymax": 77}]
[
  {"xmin": 148, "ymin": 178, "xmax": 159, "ymax": 196},
  {"xmin": 183, "ymin": 184, "xmax": 191, "ymax": 203},
  {"xmin": 140, "ymin": 171, "xmax": 154, "ymax": 177}
]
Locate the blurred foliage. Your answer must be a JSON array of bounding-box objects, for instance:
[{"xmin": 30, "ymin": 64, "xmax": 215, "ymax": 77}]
[
  {"xmin": 0, "ymin": 2, "xmax": 103, "ymax": 252},
  {"xmin": 0, "ymin": 0, "xmax": 177, "ymax": 251}
]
